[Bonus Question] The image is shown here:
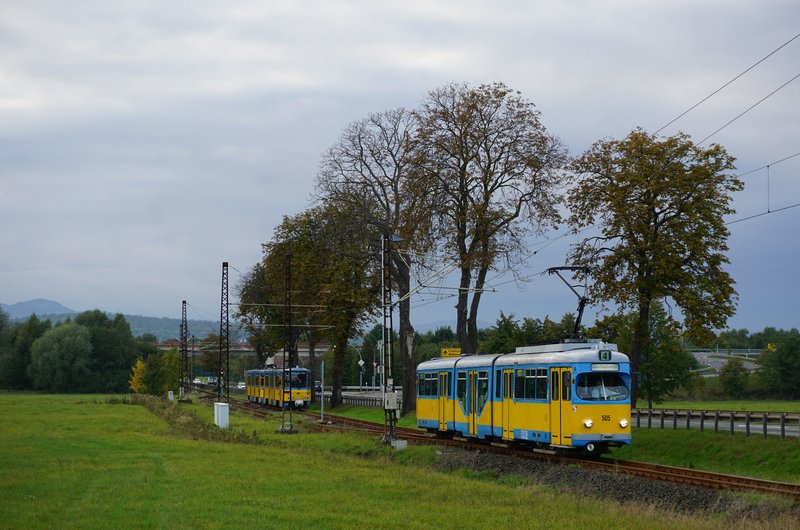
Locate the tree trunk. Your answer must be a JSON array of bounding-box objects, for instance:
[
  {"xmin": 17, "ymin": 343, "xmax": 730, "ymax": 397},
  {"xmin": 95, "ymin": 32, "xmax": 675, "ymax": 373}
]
[
  {"xmin": 629, "ymin": 299, "xmax": 651, "ymax": 409},
  {"xmin": 306, "ymin": 327, "xmax": 317, "ymax": 400},
  {"xmin": 331, "ymin": 333, "xmax": 348, "ymax": 408},
  {"xmin": 456, "ymin": 266, "xmax": 473, "ymax": 354},
  {"xmin": 392, "ymin": 254, "xmax": 417, "ymax": 416},
  {"xmin": 465, "ymin": 264, "xmax": 489, "ymax": 355}
]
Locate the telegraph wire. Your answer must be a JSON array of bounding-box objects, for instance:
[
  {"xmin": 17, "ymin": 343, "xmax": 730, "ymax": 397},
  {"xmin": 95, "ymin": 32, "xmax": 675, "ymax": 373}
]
[
  {"xmin": 654, "ymin": 32, "xmax": 800, "ymax": 135},
  {"xmin": 726, "ymin": 203, "xmax": 800, "ymax": 225},
  {"xmin": 737, "ymin": 151, "xmax": 800, "ymax": 177},
  {"xmin": 698, "ymin": 72, "xmax": 800, "ymax": 145}
]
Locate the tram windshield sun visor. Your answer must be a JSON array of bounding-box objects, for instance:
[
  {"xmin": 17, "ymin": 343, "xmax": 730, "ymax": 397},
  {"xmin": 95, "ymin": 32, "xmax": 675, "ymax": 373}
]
[{"xmin": 575, "ymin": 373, "xmax": 629, "ymax": 401}]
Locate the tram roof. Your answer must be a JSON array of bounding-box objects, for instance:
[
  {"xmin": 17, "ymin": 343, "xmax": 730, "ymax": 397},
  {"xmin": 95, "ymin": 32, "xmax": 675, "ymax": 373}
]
[
  {"xmin": 417, "ymin": 341, "xmax": 628, "ymax": 371},
  {"xmin": 246, "ymin": 366, "xmax": 310, "ymax": 374}
]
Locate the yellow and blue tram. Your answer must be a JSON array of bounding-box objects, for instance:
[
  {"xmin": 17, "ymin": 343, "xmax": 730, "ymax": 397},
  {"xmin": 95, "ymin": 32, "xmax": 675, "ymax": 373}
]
[
  {"xmin": 416, "ymin": 341, "xmax": 631, "ymax": 454},
  {"xmin": 245, "ymin": 367, "xmax": 312, "ymax": 408}
]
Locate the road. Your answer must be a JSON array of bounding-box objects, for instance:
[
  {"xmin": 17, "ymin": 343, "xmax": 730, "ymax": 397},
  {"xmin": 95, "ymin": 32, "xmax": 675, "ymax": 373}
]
[{"xmin": 691, "ymin": 350, "xmax": 759, "ymax": 376}]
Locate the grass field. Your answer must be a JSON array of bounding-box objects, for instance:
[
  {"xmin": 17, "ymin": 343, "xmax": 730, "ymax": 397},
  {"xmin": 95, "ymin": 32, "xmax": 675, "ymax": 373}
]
[{"xmin": 0, "ymin": 393, "xmax": 796, "ymax": 529}]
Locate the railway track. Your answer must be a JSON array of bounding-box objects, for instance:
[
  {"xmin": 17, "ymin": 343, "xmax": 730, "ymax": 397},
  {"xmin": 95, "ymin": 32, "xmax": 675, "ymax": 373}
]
[
  {"xmin": 197, "ymin": 396, "xmax": 800, "ymax": 501},
  {"xmin": 304, "ymin": 409, "xmax": 800, "ymax": 501},
  {"xmin": 585, "ymin": 458, "xmax": 800, "ymax": 499}
]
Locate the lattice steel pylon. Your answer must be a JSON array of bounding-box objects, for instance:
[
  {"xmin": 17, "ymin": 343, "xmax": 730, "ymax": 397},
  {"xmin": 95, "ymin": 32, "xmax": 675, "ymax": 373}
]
[
  {"xmin": 382, "ymin": 233, "xmax": 398, "ymax": 442},
  {"xmin": 179, "ymin": 300, "xmax": 189, "ymax": 397},
  {"xmin": 217, "ymin": 262, "xmax": 230, "ymax": 402},
  {"xmin": 279, "ymin": 252, "xmax": 297, "ymax": 433}
]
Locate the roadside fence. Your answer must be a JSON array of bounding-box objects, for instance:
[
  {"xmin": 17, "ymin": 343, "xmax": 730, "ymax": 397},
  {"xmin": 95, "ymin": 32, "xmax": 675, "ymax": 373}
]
[
  {"xmin": 633, "ymin": 409, "xmax": 800, "ymax": 440},
  {"xmin": 319, "ymin": 394, "xmax": 404, "ymax": 409}
]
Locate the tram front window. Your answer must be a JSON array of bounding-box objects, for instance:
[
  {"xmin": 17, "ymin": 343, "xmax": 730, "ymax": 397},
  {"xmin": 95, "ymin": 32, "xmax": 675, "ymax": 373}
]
[
  {"xmin": 576, "ymin": 373, "xmax": 628, "ymax": 401},
  {"xmin": 288, "ymin": 373, "xmax": 308, "ymax": 388}
]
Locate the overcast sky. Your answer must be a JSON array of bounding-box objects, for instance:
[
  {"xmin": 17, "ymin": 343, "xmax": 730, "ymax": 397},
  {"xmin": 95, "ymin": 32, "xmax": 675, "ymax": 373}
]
[{"xmin": 1, "ymin": 1, "xmax": 798, "ymax": 335}]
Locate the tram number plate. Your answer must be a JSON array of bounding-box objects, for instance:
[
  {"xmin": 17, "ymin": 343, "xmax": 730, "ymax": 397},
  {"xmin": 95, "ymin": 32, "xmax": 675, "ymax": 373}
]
[{"xmin": 601, "ymin": 415, "xmax": 611, "ymax": 421}]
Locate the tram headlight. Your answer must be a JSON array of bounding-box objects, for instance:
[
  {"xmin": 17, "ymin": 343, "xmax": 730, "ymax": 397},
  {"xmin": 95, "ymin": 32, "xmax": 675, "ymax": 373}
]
[
  {"xmin": 619, "ymin": 418, "xmax": 629, "ymax": 428},
  {"xmin": 583, "ymin": 419, "xmax": 593, "ymax": 428}
]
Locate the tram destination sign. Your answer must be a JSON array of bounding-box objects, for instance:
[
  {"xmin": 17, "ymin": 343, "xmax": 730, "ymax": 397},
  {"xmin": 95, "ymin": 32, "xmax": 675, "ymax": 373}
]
[{"xmin": 441, "ymin": 348, "xmax": 462, "ymax": 358}]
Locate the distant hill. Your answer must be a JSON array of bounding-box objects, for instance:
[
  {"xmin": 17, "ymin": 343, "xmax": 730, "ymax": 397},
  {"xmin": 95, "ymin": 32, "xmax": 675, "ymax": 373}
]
[
  {"xmin": 1, "ymin": 299, "xmax": 77, "ymax": 319},
  {"xmin": 1, "ymin": 299, "xmax": 242, "ymax": 341},
  {"xmin": 123, "ymin": 314, "xmax": 225, "ymax": 341}
]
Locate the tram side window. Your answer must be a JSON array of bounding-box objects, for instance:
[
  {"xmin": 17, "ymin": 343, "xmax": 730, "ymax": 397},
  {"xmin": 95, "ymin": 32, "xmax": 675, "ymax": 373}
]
[
  {"xmin": 562, "ymin": 371, "xmax": 571, "ymax": 401},
  {"xmin": 514, "ymin": 369, "xmax": 525, "ymax": 398},
  {"xmin": 457, "ymin": 372, "xmax": 467, "ymax": 409},
  {"xmin": 495, "ymin": 370, "xmax": 502, "ymax": 399},
  {"xmin": 551, "ymin": 372, "xmax": 559, "ymax": 401},
  {"xmin": 477, "ymin": 371, "xmax": 489, "ymax": 411},
  {"xmin": 524, "ymin": 369, "xmax": 548, "ymax": 400},
  {"xmin": 417, "ymin": 373, "xmax": 438, "ymax": 397}
]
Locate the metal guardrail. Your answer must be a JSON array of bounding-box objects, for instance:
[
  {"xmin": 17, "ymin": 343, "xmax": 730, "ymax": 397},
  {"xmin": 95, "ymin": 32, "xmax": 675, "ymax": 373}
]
[
  {"xmin": 633, "ymin": 409, "xmax": 800, "ymax": 439},
  {"xmin": 320, "ymin": 394, "xmax": 403, "ymax": 409}
]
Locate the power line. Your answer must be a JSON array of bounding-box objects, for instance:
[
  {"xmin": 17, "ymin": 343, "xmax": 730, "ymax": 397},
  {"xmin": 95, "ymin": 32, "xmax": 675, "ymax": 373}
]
[
  {"xmin": 698, "ymin": 72, "xmax": 800, "ymax": 145},
  {"xmin": 726, "ymin": 202, "xmax": 800, "ymax": 225},
  {"xmin": 654, "ymin": 32, "xmax": 800, "ymax": 135},
  {"xmin": 738, "ymin": 151, "xmax": 800, "ymax": 177}
]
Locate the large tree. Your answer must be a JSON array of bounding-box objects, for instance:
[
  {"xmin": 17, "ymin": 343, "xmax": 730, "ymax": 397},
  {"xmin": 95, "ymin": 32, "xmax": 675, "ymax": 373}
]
[
  {"xmin": 257, "ymin": 208, "xmax": 341, "ymax": 388},
  {"xmin": 1, "ymin": 313, "xmax": 52, "ymax": 389},
  {"xmin": 236, "ymin": 262, "xmax": 281, "ymax": 368},
  {"xmin": 316, "ymin": 108, "xmax": 434, "ymax": 415},
  {"xmin": 719, "ymin": 356, "xmax": 749, "ymax": 399},
  {"xmin": 415, "ymin": 82, "xmax": 567, "ymax": 354},
  {"xmin": 567, "ymin": 129, "xmax": 741, "ymax": 406},
  {"xmin": 74, "ymin": 310, "xmax": 139, "ymax": 392},
  {"xmin": 259, "ymin": 205, "xmax": 380, "ymax": 407},
  {"xmin": 758, "ymin": 334, "xmax": 800, "ymax": 399},
  {"xmin": 28, "ymin": 322, "xmax": 93, "ymax": 392}
]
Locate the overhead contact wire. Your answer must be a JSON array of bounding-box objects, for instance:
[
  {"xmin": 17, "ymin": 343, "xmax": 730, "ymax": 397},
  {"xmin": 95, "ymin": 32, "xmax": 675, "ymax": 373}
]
[{"xmin": 654, "ymin": 32, "xmax": 800, "ymax": 134}]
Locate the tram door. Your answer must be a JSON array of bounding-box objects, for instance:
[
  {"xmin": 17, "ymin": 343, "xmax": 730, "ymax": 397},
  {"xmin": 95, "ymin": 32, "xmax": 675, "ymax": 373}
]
[
  {"xmin": 502, "ymin": 370, "xmax": 513, "ymax": 439},
  {"xmin": 549, "ymin": 367, "xmax": 572, "ymax": 446},
  {"xmin": 468, "ymin": 371, "xmax": 478, "ymax": 436},
  {"xmin": 438, "ymin": 372, "xmax": 447, "ymax": 431}
]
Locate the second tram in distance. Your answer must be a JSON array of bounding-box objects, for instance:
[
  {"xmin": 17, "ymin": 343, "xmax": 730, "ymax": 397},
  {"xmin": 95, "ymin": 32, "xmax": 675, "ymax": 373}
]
[{"xmin": 245, "ymin": 367, "xmax": 312, "ymax": 408}]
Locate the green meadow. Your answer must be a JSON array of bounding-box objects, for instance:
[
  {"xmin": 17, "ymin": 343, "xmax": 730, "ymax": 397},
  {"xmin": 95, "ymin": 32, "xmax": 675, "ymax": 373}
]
[{"xmin": 0, "ymin": 393, "xmax": 795, "ymax": 529}]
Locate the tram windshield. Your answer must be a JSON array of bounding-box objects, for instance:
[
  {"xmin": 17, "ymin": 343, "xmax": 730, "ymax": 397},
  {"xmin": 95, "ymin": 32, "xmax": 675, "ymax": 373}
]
[
  {"xmin": 286, "ymin": 372, "xmax": 308, "ymax": 388},
  {"xmin": 575, "ymin": 373, "xmax": 628, "ymax": 401}
]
